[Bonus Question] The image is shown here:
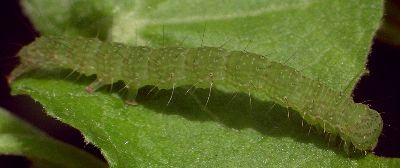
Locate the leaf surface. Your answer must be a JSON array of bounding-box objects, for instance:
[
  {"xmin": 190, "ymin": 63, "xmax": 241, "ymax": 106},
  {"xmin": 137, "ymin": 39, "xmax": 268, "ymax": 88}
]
[
  {"xmin": 12, "ymin": 0, "xmax": 400, "ymax": 167},
  {"xmin": 0, "ymin": 108, "xmax": 106, "ymax": 168}
]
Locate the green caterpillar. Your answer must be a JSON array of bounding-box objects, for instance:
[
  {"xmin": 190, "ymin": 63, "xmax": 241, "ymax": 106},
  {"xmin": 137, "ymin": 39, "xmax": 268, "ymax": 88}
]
[{"xmin": 10, "ymin": 36, "xmax": 382, "ymax": 151}]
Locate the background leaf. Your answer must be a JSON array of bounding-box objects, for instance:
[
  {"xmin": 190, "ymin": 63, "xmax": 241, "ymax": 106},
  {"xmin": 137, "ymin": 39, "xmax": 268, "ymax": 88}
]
[
  {"xmin": 0, "ymin": 107, "xmax": 106, "ymax": 168},
  {"xmin": 10, "ymin": 0, "xmax": 400, "ymax": 167},
  {"xmin": 22, "ymin": 0, "xmax": 382, "ymax": 93}
]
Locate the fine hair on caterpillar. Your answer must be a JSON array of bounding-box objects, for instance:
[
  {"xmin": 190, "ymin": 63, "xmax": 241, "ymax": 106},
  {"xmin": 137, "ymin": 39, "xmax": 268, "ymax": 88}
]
[{"xmin": 10, "ymin": 35, "xmax": 383, "ymax": 153}]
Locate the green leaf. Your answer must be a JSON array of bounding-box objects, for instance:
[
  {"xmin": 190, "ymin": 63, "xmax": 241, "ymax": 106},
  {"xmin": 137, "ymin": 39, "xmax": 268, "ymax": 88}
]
[
  {"xmin": 12, "ymin": 0, "xmax": 400, "ymax": 167},
  {"xmin": 0, "ymin": 108, "xmax": 107, "ymax": 168}
]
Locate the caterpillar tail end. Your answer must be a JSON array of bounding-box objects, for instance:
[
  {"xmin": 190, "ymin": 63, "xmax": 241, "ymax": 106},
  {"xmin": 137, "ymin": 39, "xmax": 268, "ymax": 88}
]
[
  {"xmin": 7, "ymin": 63, "xmax": 37, "ymax": 84},
  {"xmin": 7, "ymin": 75, "xmax": 16, "ymax": 85}
]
